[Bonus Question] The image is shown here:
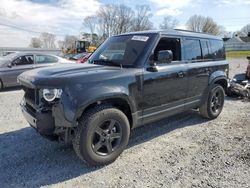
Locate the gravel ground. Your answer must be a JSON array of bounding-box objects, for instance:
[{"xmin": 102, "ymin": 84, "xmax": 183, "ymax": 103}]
[{"xmin": 0, "ymin": 58, "xmax": 249, "ymax": 188}]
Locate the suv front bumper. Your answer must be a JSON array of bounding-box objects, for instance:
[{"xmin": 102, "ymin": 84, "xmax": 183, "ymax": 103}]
[{"xmin": 21, "ymin": 99, "xmax": 55, "ymax": 136}]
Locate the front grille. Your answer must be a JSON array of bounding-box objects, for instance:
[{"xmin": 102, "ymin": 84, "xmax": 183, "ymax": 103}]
[
  {"xmin": 24, "ymin": 88, "xmax": 39, "ymax": 105},
  {"xmin": 26, "ymin": 102, "xmax": 36, "ymax": 115},
  {"xmin": 23, "ymin": 87, "xmax": 54, "ymax": 113}
]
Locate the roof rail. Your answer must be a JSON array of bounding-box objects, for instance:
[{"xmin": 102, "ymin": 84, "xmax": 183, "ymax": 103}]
[{"xmin": 174, "ymin": 29, "xmax": 214, "ymax": 36}]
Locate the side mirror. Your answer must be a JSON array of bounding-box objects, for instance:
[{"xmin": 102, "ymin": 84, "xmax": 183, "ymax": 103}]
[
  {"xmin": 157, "ymin": 50, "xmax": 173, "ymax": 64},
  {"xmin": 147, "ymin": 62, "xmax": 158, "ymax": 72},
  {"xmin": 7, "ymin": 63, "xmax": 12, "ymax": 68}
]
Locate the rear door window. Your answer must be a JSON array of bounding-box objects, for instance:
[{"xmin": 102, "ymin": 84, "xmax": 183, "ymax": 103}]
[
  {"xmin": 200, "ymin": 40, "xmax": 210, "ymax": 60},
  {"xmin": 35, "ymin": 55, "xmax": 58, "ymax": 64},
  {"xmin": 183, "ymin": 39, "xmax": 202, "ymax": 61}
]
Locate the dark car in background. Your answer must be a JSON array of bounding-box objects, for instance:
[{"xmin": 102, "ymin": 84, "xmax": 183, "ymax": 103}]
[
  {"xmin": 76, "ymin": 52, "xmax": 92, "ymax": 64},
  {"xmin": 62, "ymin": 53, "xmax": 75, "ymax": 60},
  {"xmin": 69, "ymin": 52, "xmax": 88, "ymax": 61},
  {"xmin": 0, "ymin": 52, "xmax": 73, "ymax": 90}
]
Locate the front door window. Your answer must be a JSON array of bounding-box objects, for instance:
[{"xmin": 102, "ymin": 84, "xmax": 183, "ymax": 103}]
[{"xmin": 12, "ymin": 55, "xmax": 34, "ymax": 66}]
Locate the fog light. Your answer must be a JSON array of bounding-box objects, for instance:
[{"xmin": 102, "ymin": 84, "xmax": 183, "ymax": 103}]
[{"xmin": 43, "ymin": 89, "xmax": 62, "ymax": 102}]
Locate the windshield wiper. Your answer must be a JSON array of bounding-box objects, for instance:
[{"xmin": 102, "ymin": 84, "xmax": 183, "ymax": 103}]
[{"xmin": 93, "ymin": 59, "xmax": 121, "ymax": 67}]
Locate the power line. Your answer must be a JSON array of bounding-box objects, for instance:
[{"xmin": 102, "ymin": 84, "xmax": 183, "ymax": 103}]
[
  {"xmin": 0, "ymin": 22, "xmax": 43, "ymax": 34},
  {"xmin": 0, "ymin": 22, "xmax": 66, "ymax": 36}
]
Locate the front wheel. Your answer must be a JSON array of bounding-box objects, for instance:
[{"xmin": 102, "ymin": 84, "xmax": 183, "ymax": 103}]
[
  {"xmin": 73, "ymin": 105, "xmax": 130, "ymax": 166},
  {"xmin": 199, "ymin": 84, "xmax": 225, "ymax": 119}
]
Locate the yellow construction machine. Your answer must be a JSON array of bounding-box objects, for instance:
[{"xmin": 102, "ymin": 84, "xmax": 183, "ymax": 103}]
[{"xmin": 62, "ymin": 40, "xmax": 96, "ymax": 54}]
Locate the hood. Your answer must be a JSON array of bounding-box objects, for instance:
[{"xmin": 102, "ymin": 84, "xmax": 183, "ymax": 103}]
[
  {"xmin": 18, "ymin": 63, "xmax": 124, "ymax": 88},
  {"xmin": 0, "ymin": 58, "xmax": 9, "ymax": 68}
]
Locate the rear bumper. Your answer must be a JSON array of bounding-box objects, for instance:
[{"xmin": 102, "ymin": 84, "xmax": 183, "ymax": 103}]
[{"xmin": 21, "ymin": 101, "xmax": 55, "ymax": 136}]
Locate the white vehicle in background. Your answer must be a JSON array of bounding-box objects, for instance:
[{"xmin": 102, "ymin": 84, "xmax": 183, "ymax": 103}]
[
  {"xmin": 0, "ymin": 52, "xmax": 74, "ymax": 90},
  {"xmin": 0, "ymin": 51, "xmax": 17, "ymax": 57}
]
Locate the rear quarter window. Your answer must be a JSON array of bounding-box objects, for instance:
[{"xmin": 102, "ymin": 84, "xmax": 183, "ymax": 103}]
[
  {"xmin": 209, "ymin": 40, "xmax": 225, "ymax": 60},
  {"xmin": 36, "ymin": 55, "xmax": 58, "ymax": 64}
]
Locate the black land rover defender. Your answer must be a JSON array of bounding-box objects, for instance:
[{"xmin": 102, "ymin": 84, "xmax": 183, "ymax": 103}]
[{"xmin": 18, "ymin": 30, "xmax": 228, "ymax": 166}]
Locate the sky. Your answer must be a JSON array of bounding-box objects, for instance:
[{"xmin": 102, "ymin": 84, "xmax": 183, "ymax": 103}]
[{"xmin": 0, "ymin": 0, "xmax": 249, "ymax": 47}]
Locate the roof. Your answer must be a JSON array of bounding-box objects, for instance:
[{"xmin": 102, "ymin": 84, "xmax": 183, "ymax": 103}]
[
  {"xmin": 224, "ymin": 37, "xmax": 244, "ymax": 44},
  {"xmin": 3, "ymin": 52, "xmax": 58, "ymax": 61},
  {"xmin": 240, "ymin": 37, "xmax": 250, "ymax": 43},
  {"xmin": 118, "ymin": 29, "xmax": 222, "ymax": 40}
]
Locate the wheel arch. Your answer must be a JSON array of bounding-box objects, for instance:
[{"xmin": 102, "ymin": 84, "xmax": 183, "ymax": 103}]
[
  {"xmin": 74, "ymin": 95, "xmax": 135, "ymax": 129},
  {"xmin": 201, "ymin": 74, "xmax": 227, "ymax": 105},
  {"xmin": 210, "ymin": 76, "xmax": 228, "ymax": 91}
]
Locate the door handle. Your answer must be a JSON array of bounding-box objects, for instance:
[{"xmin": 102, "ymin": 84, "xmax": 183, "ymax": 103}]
[
  {"xmin": 177, "ymin": 71, "xmax": 184, "ymax": 78},
  {"xmin": 205, "ymin": 68, "xmax": 210, "ymax": 73}
]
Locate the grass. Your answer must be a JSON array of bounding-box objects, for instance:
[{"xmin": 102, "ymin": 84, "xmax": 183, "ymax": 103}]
[{"xmin": 226, "ymin": 51, "xmax": 250, "ymax": 58}]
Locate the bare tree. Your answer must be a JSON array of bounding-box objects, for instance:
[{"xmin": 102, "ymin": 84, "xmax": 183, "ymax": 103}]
[
  {"xmin": 57, "ymin": 40, "xmax": 65, "ymax": 49},
  {"xmin": 29, "ymin": 37, "xmax": 42, "ymax": 48},
  {"xmin": 83, "ymin": 16, "xmax": 98, "ymax": 42},
  {"xmin": 131, "ymin": 5, "xmax": 153, "ymax": 31},
  {"xmin": 113, "ymin": 4, "xmax": 134, "ymax": 35},
  {"xmin": 64, "ymin": 35, "xmax": 78, "ymax": 48},
  {"xmin": 93, "ymin": 4, "xmax": 153, "ymax": 40},
  {"xmin": 186, "ymin": 15, "xmax": 223, "ymax": 35},
  {"xmin": 160, "ymin": 16, "xmax": 179, "ymax": 30},
  {"xmin": 39, "ymin": 32, "xmax": 56, "ymax": 48},
  {"xmin": 97, "ymin": 4, "xmax": 117, "ymax": 38},
  {"xmin": 241, "ymin": 24, "xmax": 250, "ymax": 37},
  {"xmin": 96, "ymin": 4, "xmax": 135, "ymax": 39}
]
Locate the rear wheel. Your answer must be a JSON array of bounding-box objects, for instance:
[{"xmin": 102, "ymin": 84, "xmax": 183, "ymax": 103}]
[
  {"xmin": 199, "ymin": 84, "xmax": 225, "ymax": 119},
  {"xmin": 0, "ymin": 80, "xmax": 3, "ymax": 90},
  {"xmin": 73, "ymin": 105, "xmax": 130, "ymax": 166}
]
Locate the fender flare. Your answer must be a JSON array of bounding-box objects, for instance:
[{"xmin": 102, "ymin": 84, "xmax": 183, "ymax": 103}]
[
  {"xmin": 201, "ymin": 71, "xmax": 228, "ymax": 104},
  {"xmin": 209, "ymin": 70, "xmax": 228, "ymax": 86},
  {"xmin": 73, "ymin": 93, "xmax": 136, "ymax": 124}
]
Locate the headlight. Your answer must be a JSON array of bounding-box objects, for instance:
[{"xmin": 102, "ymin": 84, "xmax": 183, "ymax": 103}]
[{"xmin": 42, "ymin": 89, "xmax": 62, "ymax": 102}]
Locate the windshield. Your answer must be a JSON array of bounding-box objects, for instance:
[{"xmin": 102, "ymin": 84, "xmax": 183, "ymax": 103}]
[
  {"xmin": 88, "ymin": 34, "xmax": 155, "ymax": 67},
  {"xmin": 0, "ymin": 52, "xmax": 17, "ymax": 66}
]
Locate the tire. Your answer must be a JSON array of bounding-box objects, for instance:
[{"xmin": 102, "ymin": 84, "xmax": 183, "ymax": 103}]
[
  {"xmin": 0, "ymin": 80, "xmax": 3, "ymax": 90},
  {"xmin": 72, "ymin": 105, "xmax": 130, "ymax": 166},
  {"xmin": 199, "ymin": 84, "xmax": 225, "ymax": 119}
]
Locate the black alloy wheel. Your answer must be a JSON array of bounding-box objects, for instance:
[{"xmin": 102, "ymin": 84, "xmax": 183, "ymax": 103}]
[
  {"xmin": 199, "ymin": 84, "xmax": 225, "ymax": 119},
  {"xmin": 91, "ymin": 119, "xmax": 122, "ymax": 156},
  {"xmin": 210, "ymin": 88, "xmax": 224, "ymax": 115},
  {"xmin": 73, "ymin": 105, "xmax": 130, "ymax": 166}
]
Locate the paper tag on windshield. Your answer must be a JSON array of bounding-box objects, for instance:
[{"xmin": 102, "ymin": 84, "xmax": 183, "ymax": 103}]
[{"xmin": 131, "ymin": 36, "xmax": 149, "ymax": 42}]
